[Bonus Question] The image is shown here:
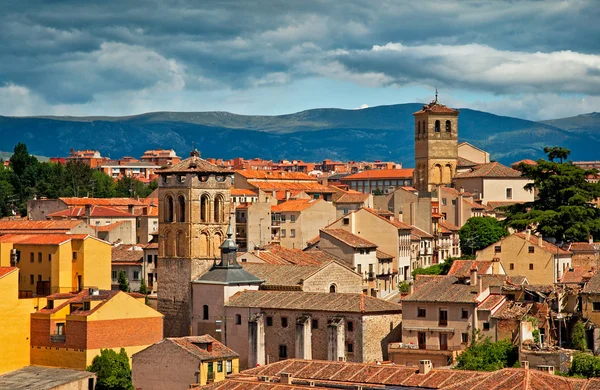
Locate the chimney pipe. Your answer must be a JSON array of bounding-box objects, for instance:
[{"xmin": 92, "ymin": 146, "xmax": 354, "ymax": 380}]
[
  {"xmin": 538, "ymin": 234, "xmax": 543, "ymax": 247},
  {"xmin": 526, "ymin": 229, "xmax": 531, "ymax": 241},
  {"xmin": 418, "ymin": 360, "xmax": 432, "ymax": 375},
  {"xmin": 470, "ymin": 265, "xmax": 478, "ymax": 286},
  {"xmin": 280, "ymin": 373, "xmax": 292, "ymax": 385},
  {"xmin": 85, "ymin": 204, "xmax": 92, "ymax": 217},
  {"xmin": 590, "ymin": 235, "xmax": 594, "ymax": 245}
]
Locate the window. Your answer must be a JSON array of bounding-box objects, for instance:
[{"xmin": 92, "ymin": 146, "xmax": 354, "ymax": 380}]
[
  {"xmin": 226, "ymin": 360, "xmax": 233, "ymax": 374},
  {"xmin": 329, "ymin": 284, "xmax": 336, "ymax": 293},
  {"xmin": 528, "ymin": 246, "xmax": 535, "ymax": 253},
  {"xmin": 347, "ymin": 321, "xmax": 354, "ymax": 332},
  {"xmin": 279, "ymin": 345, "xmax": 288, "ymax": 359},
  {"xmin": 72, "ymin": 252, "xmax": 78, "ymax": 260},
  {"xmin": 38, "ymin": 252, "xmax": 42, "ymax": 262},
  {"xmin": 281, "ymin": 229, "xmax": 286, "ymax": 238},
  {"xmin": 281, "ymin": 317, "xmax": 288, "ymax": 328},
  {"xmin": 494, "ymin": 246, "xmax": 501, "ymax": 253},
  {"xmin": 217, "ymin": 361, "xmax": 223, "ymax": 373},
  {"xmin": 357, "ymin": 264, "xmax": 362, "ymax": 274},
  {"xmin": 312, "ymin": 319, "xmax": 319, "ymax": 329},
  {"xmin": 506, "ymin": 188, "xmax": 513, "ymax": 200},
  {"xmin": 343, "ymin": 208, "xmax": 349, "ymax": 214},
  {"xmin": 290, "ymin": 215, "xmax": 296, "ymax": 223},
  {"xmin": 347, "ymin": 343, "xmax": 354, "ymax": 353},
  {"xmin": 439, "ymin": 309, "xmax": 448, "ymax": 325},
  {"xmin": 461, "ymin": 333, "xmax": 469, "ymax": 343},
  {"xmin": 451, "ymin": 199, "xmax": 456, "ymax": 205},
  {"xmin": 461, "ymin": 309, "xmax": 468, "ymax": 319},
  {"xmin": 56, "ymin": 322, "xmax": 65, "ymax": 335},
  {"xmin": 235, "ymin": 314, "xmax": 242, "ymax": 325},
  {"xmin": 435, "ymin": 120, "xmax": 440, "ymax": 132},
  {"xmin": 509, "ymin": 263, "xmax": 514, "ymax": 270},
  {"xmin": 30, "ymin": 274, "xmax": 34, "ymax": 285},
  {"xmin": 441, "ymin": 198, "xmax": 447, "ymax": 206},
  {"xmin": 483, "ymin": 322, "xmax": 490, "ymax": 331},
  {"xmin": 290, "ymin": 229, "xmax": 296, "ymax": 238},
  {"xmin": 266, "ymin": 316, "xmax": 273, "ymax": 326},
  {"xmin": 417, "ymin": 308, "xmax": 426, "ymax": 317},
  {"xmin": 30, "ymin": 253, "xmax": 34, "ymax": 263},
  {"xmin": 83, "ymin": 301, "xmax": 91, "ymax": 311},
  {"xmin": 133, "ymin": 271, "xmax": 140, "ymax": 280},
  {"xmin": 593, "ymin": 302, "xmax": 600, "ymax": 311},
  {"xmin": 112, "ymin": 271, "xmax": 117, "ymax": 280},
  {"xmin": 445, "ymin": 120, "xmax": 451, "ymax": 132},
  {"xmin": 343, "ymin": 218, "xmax": 350, "ymax": 225},
  {"xmin": 147, "ymin": 255, "xmax": 153, "ymax": 264},
  {"xmin": 529, "ymin": 263, "xmax": 534, "ymax": 270},
  {"xmin": 203, "ymin": 305, "xmax": 209, "ymax": 320},
  {"xmin": 281, "ymin": 215, "xmax": 286, "ymax": 223},
  {"xmin": 47, "ymin": 300, "xmax": 54, "ymax": 309},
  {"xmin": 48, "ymin": 254, "xmax": 52, "ymax": 262}
]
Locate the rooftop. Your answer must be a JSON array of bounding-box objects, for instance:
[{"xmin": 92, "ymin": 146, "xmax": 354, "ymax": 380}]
[
  {"xmin": 0, "ymin": 366, "xmax": 96, "ymax": 390},
  {"xmin": 320, "ymin": 228, "xmax": 377, "ymax": 249},
  {"xmin": 225, "ymin": 290, "xmax": 402, "ymax": 313},
  {"xmin": 48, "ymin": 205, "xmax": 136, "ymax": 218},
  {"xmin": 158, "ymin": 151, "xmax": 231, "ymax": 174},
  {"xmin": 448, "ymin": 260, "xmax": 493, "ymax": 279},
  {"xmin": 0, "ymin": 266, "xmax": 17, "ymax": 278},
  {"xmin": 240, "ymin": 263, "xmax": 321, "ymax": 289},
  {"xmin": 514, "ymin": 232, "xmax": 572, "ymax": 255},
  {"xmin": 334, "ymin": 192, "xmax": 370, "ymax": 204},
  {"xmin": 340, "ymin": 168, "xmax": 414, "ymax": 181},
  {"xmin": 237, "ymin": 170, "xmax": 315, "ymax": 181},
  {"xmin": 240, "ymin": 245, "xmax": 340, "ymax": 266},
  {"xmin": 38, "ymin": 289, "xmax": 145, "ymax": 316},
  {"xmin": 454, "ymin": 162, "xmax": 524, "ymax": 179},
  {"xmin": 59, "ymin": 197, "xmax": 144, "ymax": 206},
  {"xmin": 248, "ymin": 180, "xmax": 334, "ymax": 193},
  {"xmin": 0, "ymin": 220, "xmax": 85, "ymax": 232},
  {"xmin": 0, "ymin": 233, "xmax": 90, "ymax": 245},
  {"xmin": 164, "ymin": 335, "xmax": 239, "ymax": 361},
  {"xmin": 272, "ymin": 198, "xmax": 322, "ymax": 212},
  {"xmin": 582, "ymin": 272, "xmax": 600, "ymax": 294},
  {"xmin": 112, "ymin": 244, "xmax": 144, "ymax": 263},
  {"xmin": 413, "ymin": 99, "xmax": 460, "ymax": 115}
]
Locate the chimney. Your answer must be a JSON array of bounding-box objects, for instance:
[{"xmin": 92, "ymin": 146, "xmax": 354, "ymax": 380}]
[
  {"xmin": 128, "ymin": 204, "xmax": 134, "ymax": 214},
  {"xmin": 590, "ymin": 235, "xmax": 594, "ymax": 244},
  {"xmin": 538, "ymin": 234, "xmax": 543, "ymax": 247},
  {"xmin": 460, "ymin": 186, "xmax": 464, "ymax": 193},
  {"xmin": 478, "ymin": 277, "xmax": 483, "ymax": 294},
  {"xmin": 280, "ymin": 373, "xmax": 292, "ymax": 385},
  {"xmin": 521, "ymin": 361, "xmax": 529, "ymax": 369},
  {"xmin": 418, "ymin": 360, "xmax": 432, "ymax": 375},
  {"xmin": 409, "ymin": 282, "xmax": 414, "ymax": 295},
  {"xmin": 525, "ymin": 229, "xmax": 531, "ymax": 241},
  {"xmin": 470, "ymin": 264, "xmax": 478, "ymax": 286},
  {"xmin": 85, "ymin": 204, "xmax": 92, "ymax": 217}
]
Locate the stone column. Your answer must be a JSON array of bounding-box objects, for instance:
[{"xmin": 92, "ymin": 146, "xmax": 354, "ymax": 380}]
[{"xmin": 295, "ymin": 315, "xmax": 312, "ymax": 360}]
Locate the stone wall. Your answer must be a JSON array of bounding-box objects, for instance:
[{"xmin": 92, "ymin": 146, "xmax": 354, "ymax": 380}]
[
  {"xmin": 302, "ymin": 262, "xmax": 363, "ymax": 294},
  {"xmin": 519, "ymin": 349, "xmax": 575, "ymax": 373},
  {"xmin": 362, "ymin": 313, "xmax": 402, "ymax": 362}
]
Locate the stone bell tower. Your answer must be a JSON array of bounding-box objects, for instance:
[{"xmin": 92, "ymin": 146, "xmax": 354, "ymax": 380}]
[
  {"xmin": 413, "ymin": 91, "xmax": 459, "ymax": 193},
  {"xmin": 157, "ymin": 149, "xmax": 234, "ymax": 337}
]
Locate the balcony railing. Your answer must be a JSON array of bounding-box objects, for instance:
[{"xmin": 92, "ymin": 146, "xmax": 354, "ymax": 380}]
[
  {"xmin": 367, "ymin": 272, "xmax": 375, "ymax": 280},
  {"xmin": 438, "ymin": 319, "xmax": 448, "ymax": 326},
  {"xmin": 50, "ymin": 334, "xmax": 66, "ymax": 343}
]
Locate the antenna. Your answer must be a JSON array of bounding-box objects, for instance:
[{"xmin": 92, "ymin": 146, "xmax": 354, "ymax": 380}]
[{"xmin": 435, "ymin": 87, "xmax": 438, "ymax": 103}]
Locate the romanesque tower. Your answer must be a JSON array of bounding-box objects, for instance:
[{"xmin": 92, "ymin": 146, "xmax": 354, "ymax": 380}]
[
  {"xmin": 157, "ymin": 150, "xmax": 233, "ymax": 337},
  {"xmin": 413, "ymin": 93, "xmax": 460, "ymax": 193}
]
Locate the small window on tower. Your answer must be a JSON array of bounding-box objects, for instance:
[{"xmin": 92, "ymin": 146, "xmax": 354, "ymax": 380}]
[
  {"xmin": 446, "ymin": 120, "xmax": 451, "ymax": 132},
  {"xmin": 435, "ymin": 120, "xmax": 441, "ymax": 132}
]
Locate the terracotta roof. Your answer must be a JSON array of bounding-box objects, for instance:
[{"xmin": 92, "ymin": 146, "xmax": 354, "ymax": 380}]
[
  {"xmin": 335, "ymin": 192, "xmax": 370, "ymax": 204},
  {"xmin": 97, "ymin": 221, "xmax": 129, "ymax": 232},
  {"xmin": 440, "ymin": 186, "xmax": 473, "ymax": 197},
  {"xmin": 514, "ymin": 232, "xmax": 572, "ymax": 255},
  {"xmin": 376, "ymin": 249, "xmax": 394, "ymax": 260},
  {"xmin": 512, "ymin": 159, "xmax": 537, "ymax": 167},
  {"xmin": 438, "ymin": 220, "xmax": 460, "ymax": 233},
  {"xmin": 0, "ymin": 267, "xmax": 17, "ymax": 278},
  {"xmin": 321, "ymin": 229, "xmax": 377, "ymax": 249},
  {"xmin": 272, "ymin": 199, "xmax": 322, "ymax": 212},
  {"xmin": 39, "ymin": 290, "xmax": 121, "ymax": 316},
  {"xmin": 404, "ymin": 275, "xmax": 479, "ymax": 304},
  {"xmin": 237, "ymin": 170, "xmax": 315, "ymax": 181},
  {"xmin": 582, "ymin": 272, "xmax": 600, "ymax": 294},
  {"xmin": 0, "ymin": 233, "xmax": 89, "ymax": 245},
  {"xmin": 60, "ymin": 197, "xmax": 144, "ymax": 206},
  {"xmin": 454, "ymin": 162, "xmax": 523, "ymax": 179},
  {"xmin": 463, "ymin": 199, "xmax": 486, "ymax": 210},
  {"xmin": 244, "ymin": 245, "xmax": 339, "ymax": 266},
  {"xmin": 570, "ymin": 242, "xmax": 600, "ymax": 252},
  {"xmin": 487, "ymin": 201, "xmax": 523, "ymax": 209},
  {"xmin": 249, "ymin": 180, "xmax": 334, "ymax": 193},
  {"xmin": 362, "ymin": 208, "xmax": 412, "ymax": 230},
  {"xmin": 241, "ymin": 263, "xmax": 321, "ymax": 289},
  {"xmin": 448, "ymin": 260, "xmax": 493, "ymax": 278},
  {"xmin": 225, "ymin": 290, "xmax": 402, "ymax": 313},
  {"xmin": 166, "ymin": 335, "xmax": 239, "ymax": 361},
  {"xmin": 112, "ymin": 245, "xmax": 144, "ymax": 263},
  {"xmin": 230, "ymin": 188, "xmax": 259, "ymax": 196},
  {"xmin": 0, "ymin": 220, "xmax": 86, "ymax": 232},
  {"xmin": 411, "ymin": 226, "xmax": 433, "ymax": 239},
  {"xmin": 413, "ymin": 100, "xmax": 460, "ymax": 115},
  {"xmin": 560, "ymin": 267, "xmax": 596, "ymax": 284},
  {"xmin": 478, "ymin": 294, "xmax": 506, "ymax": 311},
  {"xmin": 340, "ymin": 168, "xmax": 414, "ymax": 181},
  {"xmin": 457, "ymin": 156, "xmax": 478, "ymax": 167},
  {"xmin": 158, "ymin": 153, "xmax": 231, "ymax": 173},
  {"xmin": 48, "ymin": 205, "xmax": 136, "ymax": 218}
]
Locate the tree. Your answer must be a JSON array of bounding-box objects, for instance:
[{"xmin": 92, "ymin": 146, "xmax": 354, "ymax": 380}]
[
  {"xmin": 398, "ymin": 281, "xmax": 410, "ymax": 293},
  {"xmin": 455, "ymin": 338, "xmax": 518, "ymax": 371},
  {"xmin": 87, "ymin": 348, "xmax": 134, "ymax": 390},
  {"xmin": 459, "ymin": 217, "xmax": 509, "ymax": 255},
  {"xmin": 572, "ymin": 321, "xmax": 588, "ymax": 351},
  {"xmin": 139, "ymin": 278, "xmax": 148, "ymax": 295},
  {"xmin": 568, "ymin": 353, "xmax": 600, "ymax": 378},
  {"xmin": 411, "ymin": 257, "xmax": 456, "ymax": 278},
  {"xmin": 504, "ymin": 146, "xmax": 600, "ymax": 242},
  {"xmin": 544, "ymin": 146, "xmax": 571, "ymax": 163},
  {"xmin": 117, "ymin": 271, "xmax": 130, "ymax": 292}
]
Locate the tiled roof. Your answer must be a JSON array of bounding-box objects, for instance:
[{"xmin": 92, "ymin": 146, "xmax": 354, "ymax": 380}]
[
  {"xmin": 0, "ymin": 267, "xmax": 17, "ymax": 278},
  {"xmin": 272, "ymin": 199, "xmax": 322, "ymax": 212},
  {"xmin": 376, "ymin": 249, "xmax": 394, "ymax": 260},
  {"xmin": 457, "ymin": 157, "xmax": 478, "ymax": 167},
  {"xmin": 167, "ymin": 335, "xmax": 239, "ymax": 360},
  {"xmin": 514, "ymin": 233, "xmax": 572, "ymax": 255},
  {"xmin": 39, "ymin": 290, "xmax": 120, "ymax": 316},
  {"xmin": 463, "ymin": 199, "xmax": 485, "ymax": 210},
  {"xmin": 321, "ymin": 229, "xmax": 377, "ymax": 249},
  {"xmin": 582, "ymin": 272, "xmax": 600, "ymax": 294},
  {"xmin": 560, "ymin": 267, "xmax": 595, "ymax": 284},
  {"xmin": 570, "ymin": 242, "xmax": 599, "ymax": 252},
  {"xmin": 249, "ymin": 180, "xmax": 334, "ymax": 193},
  {"xmin": 340, "ymin": 168, "xmax": 414, "ymax": 181},
  {"xmin": 225, "ymin": 290, "xmax": 402, "ymax": 313},
  {"xmin": 250, "ymin": 246, "xmax": 340, "ymax": 266},
  {"xmin": 158, "ymin": 154, "xmax": 231, "ymax": 173},
  {"xmin": 478, "ymin": 294, "xmax": 506, "ymax": 311},
  {"xmin": 438, "ymin": 220, "xmax": 460, "ymax": 233},
  {"xmin": 112, "ymin": 245, "xmax": 144, "ymax": 262},
  {"xmin": 101, "ymin": 160, "xmax": 159, "ymax": 168},
  {"xmin": 218, "ymin": 359, "xmax": 592, "ymax": 389},
  {"xmin": 362, "ymin": 208, "xmax": 412, "ymax": 230},
  {"xmin": 0, "ymin": 233, "xmax": 88, "ymax": 245},
  {"xmin": 454, "ymin": 162, "xmax": 523, "ymax": 179},
  {"xmin": 60, "ymin": 197, "xmax": 144, "ymax": 206},
  {"xmin": 440, "ymin": 186, "xmax": 473, "ymax": 197},
  {"xmin": 237, "ymin": 170, "xmax": 315, "ymax": 181},
  {"xmin": 0, "ymin": 220, "xmax": 85, "ymax": 232},
  {"xmin": 48, "ymin": 205, "xmax": 136, "ymax": 218},
  {"xmin": 230, "ymin": 188, "xmax": 259, "ymax": 196},
  {"xmin": 403, "ymin": 275, "xmax": 479, "ymax": 304},
  {"xmin": 512, "ymin": 159, "xmax": 537, "ymax": 167},
  {"xmin": 97, "ymin": 221, "xmax": 129, "ymax": 232},
  {"xmin": 411, "ymin": 226, "xmax": 433, "ymax": 239},
  {"xmin": 448, "ymin": 260, "xmax": 493, "ymax": 278},
  {"xmin": 241, "ymin": 263, "xmax": 321, "ymax": 289},
  {"xmin": 413, "ymin": 100, "xmax": 459, "ymax": 115},
  {"xmin": 486, "ymin": 201, "xmax": 523, "ymax": 209},
  {"xmin": 335, "ymin": 192, "xmax": 370, "ymax": 204}
]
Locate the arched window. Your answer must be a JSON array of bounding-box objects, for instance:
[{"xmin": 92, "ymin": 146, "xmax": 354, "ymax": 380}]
[
  {"xmin": 432, "ymin": 164, "xmax": 442, "ymax": 183},
  {"xmin": 417, "ymin": 121, "xmax": 421, "ymax": 136},
  {"xmin": 214, "ymin": 194, "xmax": 224, "ymax": 223},
  {"xmin": 176, "ymin": 231, "xmax": 185, "ymax": 257},
  {"xmin": 435, "ymin": 120, "xmax": 441, "ymax": 133},
  {"xmin": 200, "ymin": 194, "xmax": 210, "ymax": 223},
  {"xmin": 213, "ymin": 232, "xmax": 222, "ymax": 257},
  {"xmin": 203, "ymin": 305, "xmax": 209, "ymax": 320},
  {"xmin": 329, "ymin": 284, "xmax": 337, "ymax": 293},
  {"xmin": 165, "ymin": 195, "xmax": 174, "ymax": 223},
  {"xmin": 165, "ymin": 230, "xmax": 174, "ymax": 257},
  {"xmin": 446, "ymin": 120, "xmax": 451, "ymax": 132},
  {"xmin": 178, "ymin": 195, "xmax": 186, "ymax": 222},
  {"xmin": 199, "ymin": 232, "xmax": 209, "ymax": 257}
]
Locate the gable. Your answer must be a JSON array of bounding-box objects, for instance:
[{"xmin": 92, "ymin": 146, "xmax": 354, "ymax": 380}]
[{"xmin": 88, "ymin": 291, "xmax": 163, "ymax": 321}]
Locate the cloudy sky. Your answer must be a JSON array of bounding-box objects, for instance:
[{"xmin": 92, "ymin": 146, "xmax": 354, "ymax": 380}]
[{"xmin": 1, "ymin": 0, "xmax": 599, "ymax": 120}]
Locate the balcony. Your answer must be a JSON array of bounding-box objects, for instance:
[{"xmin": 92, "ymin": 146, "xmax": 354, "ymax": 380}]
[
  {"xmin": 50, "ymin": 334, "xmax": 66, "ymax": 343},
  {"xmin": 367, "ymin": 272, "xmax": 375, "ymax": 281},
  {"xmin": 438, "ymin": 319, "xmax": 448, "ymax": 327}
]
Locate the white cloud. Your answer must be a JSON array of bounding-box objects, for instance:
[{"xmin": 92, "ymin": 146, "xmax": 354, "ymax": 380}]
[{"xmin": 358, "ymin": 104, "xmax": 369, "ymax": 109}]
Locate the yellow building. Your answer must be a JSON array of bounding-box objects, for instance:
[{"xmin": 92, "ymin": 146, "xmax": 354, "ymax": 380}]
[
  {"xmin": 30, "ymin": 289, "xmax": 163, "ymax": 370},
  {"xmin": 0, "ymin": 267, "xmax": 46, "ymax": 375},
  {"xmin": 0, "ymin": 233, "xmax": 111, "ymax": 295},
  {"xmin": 132, "ymin": 335, "xmax": 240, "ymax": 390}
]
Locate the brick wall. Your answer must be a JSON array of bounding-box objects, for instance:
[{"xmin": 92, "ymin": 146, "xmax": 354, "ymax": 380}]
[
  {"xmin": 572, "ymin": 253, "xmax": 598, "ymax": 269},
  {"xmin": 86, "ymin": 317, "xmax": 163, "ymax": 349},
  {"xmin": 361, "ymin": 313, "xmax": 402, "ymax": 362}
]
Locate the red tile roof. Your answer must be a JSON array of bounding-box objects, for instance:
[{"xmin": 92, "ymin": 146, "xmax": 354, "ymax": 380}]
[
  {"xmin": 448, "ymin": 260, "xmax": 493, "ymax": 278},
  {"xmin": 454, "ymin": 162, "xmax": 523, "ymax": 179},
  {"xmin": 340, "ymin": 168, "xmax": 414, "ymax": 181},
  {"xmin": 457, "ymin": 156, "xmax": 479, "ymax": 167},
  {"xmin": 376, "ymin": 249, "xmax": 394, "ymax": 260},
  {"xmin": 158, "ymin": 154, "xmax": 231, "ymax": 174},
  {"xmin": 560, "ymin": 267, "xmax": 596, "ymax": 284},
  {"xmin": 167, "ymin": 335, "xmax": 239, "ymax": 360},
  {"xmin": 486, "ymin": 201, "xmax": 523, "ymax": 209},
  {"xmin": 321, "ymin": 229, "xmax": 377, "ymax": 249},
  {"xmin": 411, "ymin": 226, "xmax": 433, "ymax": 239},
  {"xmin": 438, "ymin": 220, "xmax": 460, "ymax": 233},
  {"xmin": 60, "ymin": 197, "xmax": 144, "ymax": 206},
  {"xmin": 112, "ymin": 245, "xmax": 144, "ymax": 263},
  {"xmin": 512, "ymin": 159, "xmax": 537, "ymax": 167},
  {"xmin": 514, "ymin": 232, "xmax": 572, "ymax": 255},
  {"xmin": 335, "ymin": 192, "xmax": 370, "ymax": 204},
  {"xmin": 0, "ymin": 220, "xmax": 86, "ymax": 232},
  {"xmin": 230, "ymin": 188, "xmax": 259, "ymax": 196},
  {"xmin": 97, "ymin": 221, "xmax": 129, "ymax": 232},
  {"xmin": 570, "ymin": 242, "xmax": 599, "ymax": 252},
  {"xmin": 237, "ymin": 170, "xmax": 315, "ymax": 181},
  {"xmin": 0, "ymin": 267, "xmax": 17, "ymax": 278},
  {"xmin": 440, "ymin": 186, "xmax": 473, "ymax": 197},
  {"xmin": 249, "ymin": 180, "xmax": 334, "ymax": 193},
  {"xmin": 362, "ymin": 208, "xmax": 412, "ymax": 230},
  {"xmin": 252, "ymin": 245, "xmax": 340, "ymax": 266},
  {"xmin": 478, "ymin": 294, "xmax": 506, "ymax": 311},
  {"xmin": 272, "ymin": 199, "xmax": 322, "ymax": 212},
  {"xmin": 241, "ymin": 263, "xmax": 321, "ymax": 289},
  {"xmin": 0, "ymin": 233, "xmax": 88, "ymax": 245},
  {"xmin": 48, "ymin": 205, "xmax": 136, "ymax": 218},
  {"xmin": 413, "ymin": 100, "xmax": 459, "ymax": 115}
]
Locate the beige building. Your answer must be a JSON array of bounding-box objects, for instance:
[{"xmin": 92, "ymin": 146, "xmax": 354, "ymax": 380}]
[
  {"xmin": 234, "ymin": 190, "xmax": 273, "ymax": 251},
  {"xmin": 457, "ymin": 142, "xmax": 490, "ymax": 165},
  {"xmin": 332, "ymin": 190, "xmax": 372, "ymax": 219},
  {"xmin": 272, "ymin": 198, "xmax": 336, "ymax": 249},
  {"xmin": 437, "ymin": 221, "xmax": 461, "ymax": 261},
  {"xmin": 476, "ymin": 232, "xmax": 572, "ymax": 284},
  {"xmin": 373, "ymin": 187, "xmax": 433, "ymax": 233},
  {"xmin": 224, "ymin": 290, "xmax": 402, "ymax": 369}
]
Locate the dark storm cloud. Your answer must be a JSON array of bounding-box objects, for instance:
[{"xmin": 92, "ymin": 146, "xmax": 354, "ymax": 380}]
[{"xmin": 1, "ymin": 0, "xmax": 600, "ymax": 105}]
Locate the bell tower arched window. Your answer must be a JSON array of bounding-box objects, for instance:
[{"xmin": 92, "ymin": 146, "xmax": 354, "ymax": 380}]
[
  {"xmin": 200, "ymin": 194, "xmax": 210, "ymax": 223},
  {"xmin": 178, "ymin": 195, "xmax": 186, "ymax": 222},
  {"xmin": 417, "ymin": 122, "xmax": 421, "ymax": 137},
  {"xmin": 435, "ymin": 120, "xmax": 441, "ymax": 133},
  {"xmin": 446, "ymin": 120, "xmax": 451, "ymax": 132},
  {"xmin": 214, "ymin": 194, "xmax": 224, "ymax": 223},
  {"xmin": 165, "ymin": 195, "xmax": 174, "ymax": 223}
]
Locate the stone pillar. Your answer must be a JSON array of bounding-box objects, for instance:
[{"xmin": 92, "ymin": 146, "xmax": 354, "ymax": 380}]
[
  {"xmin": 327, "ymin": 317, "xmax": 346, "ymax": 361},
  {"xmin": 248, "ymin": 313, "xmax": 265, "ymax": 368},
  {"xmin": 295, "ymin": 315, "xmax": 312, "ymax": 360}
]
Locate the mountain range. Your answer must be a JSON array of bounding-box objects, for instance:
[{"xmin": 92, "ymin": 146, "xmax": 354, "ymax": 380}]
[{"xmin": 1, "ymin": 104, "xmax": 599, "ymax": 167}]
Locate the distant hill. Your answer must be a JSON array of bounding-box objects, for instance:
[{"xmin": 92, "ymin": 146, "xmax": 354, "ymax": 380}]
[
  {"xmin": 540, "ymin": 112, "xmax": 600, "ymax": 144},
  {"xmin": 2, "ymin": 104, "xmax": 600, "ymax": 166}
]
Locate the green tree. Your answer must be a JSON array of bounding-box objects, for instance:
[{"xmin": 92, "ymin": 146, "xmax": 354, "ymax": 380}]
[
  {"xmin": 568, "ymin": 353, "xmax": 600, "ymax": 378},
  {"xmin": 117, "ymin": 271, "xmax": 130, "ymax": 292},
  {"xmin": 139, "ymin": 278, "xmax": 147, "ymax": 295},
  {"xmin": 504, "ymin": 147, "xmax": 600, "ymax": 242},
  {"xmin": 455, "ymin": 338, "xmax": 518, "ymax": 371},
  {"xmin": 411, "ymin": 257, "xmax": 456, "ymax": 278},
  {"xmin": 572, "ymin": 321, "xmax": 588, "ymax": 351},
  {"xmin": 459, "ymin": 217, "xmax": 509, "ymax": 255},
  {"xmin": 544, "ymin": 146, "xmax": 571, "ymax": 163},
  {"xmin": 87, "ymin": 348, "xmax": 134, "ymax": 390},
  {"xmin": 398, "ymin": 281, "xmax": 410, "ymax": 293}
]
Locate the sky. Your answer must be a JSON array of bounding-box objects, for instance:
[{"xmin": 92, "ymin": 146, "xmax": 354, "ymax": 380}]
[{"xmin": 1, "ymin": 0, "xmax": 599, "ymax": 120}]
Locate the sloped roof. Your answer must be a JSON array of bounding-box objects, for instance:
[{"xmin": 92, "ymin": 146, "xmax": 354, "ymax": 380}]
[
  {"xmin": 167, "ymin": 335, "xmax": 239, "ymax": 360},
  {"xmin": 321, "ymin": 229, "xmax": 377, "ymax": 249},
  {"xmin": 413, "ymin": 100, "xmax": 459, "ymax": 115},
  {"xmin": 0, "ymin": 220, "xmax": 86, "ymax": 232},
  {"xmin": 457, "ymin": 156, "xmax": 479, "ymax": 168},
  {"xmin": 0, "ymin": 233, "xmax": 89, "ymax": 245},
  {"xmin": 376, "ymin": 249, "xmax": 394, "ymax": 260},
  {"xmin": 440, "ymin": 186, "xmax": 473, "ymax": 197},
  {"xmin": 241, "ymin": 263, "xmax": 321, "ymax": 289},
  {"xmin": 112, "ymin": 245, "xmax": 144, "ymax": 263},
  {"xmin": 487, "ymin": 201, "xmax": 523, "ymax": 209},
  {"xmin": 560, "ymin": 267, "xmax": 595, "ymax": 284},
  {"xmin": 0, "ymin": 267, "xmax": 17, "ymax": 278},
  {"xmin": 272, "ymin": 198, "xmax": 322, "ymax": 212},
  {"xmin": 582, "ymin": 272, "xmax": 600, "ymax": 294},
  {"xmin": 225, "ymin": 290, "xmax": 402, "ymax": 313},
  {"xmin": 249, "ymin": 180, "xmax": 334, "ymax": 193},
  {"xmin": 448, "ymin": 260, "xmax": 493, "ymax": 278},
  {"xmin": 513, "ymin": 232, "xmax": 571, "ymax": 255},
  {"xmin": 454, "ymin": 162, "xmax": 523, "ymax": 179},
  {"xmin": 245, "ymin": 246, "xmax": 340, "ymax": 266},
  {"xmin": 98, "ymin": 221, "xmax": 129, "ymax": 232},
  {"xmin": 237, "ymin": 170, "xmax": 315, "ymax": 181},
  {"xmin": 403, "ymin": 275, "xmax": 479, "ymax": 304},
  {"xmin": 438, "ymin": 220, "xmax": 460, "ymax": 233},
  {"xmin": 48, "ymin": 205, "xmax": 136, "ymax": 218},
  {"xmin": 230, "ymin": 188, "xmax": 259, "ymax": 196},
  {"xmin": 335, "ymin": 192, "xmax": 370, "ymax": 204},
  {"xmin": 340, "ymin": 168, "xmax": 414, "ymax": 181},
  {"xmin": 478, "ymin": 294, "xmax": 506, "ymax": 311},
  {"xmin": 60, "ymin": 197, "xmax": 144, "ymax": 206},
  {"xmin": 158, "ymin": 153, "xmax": 231, "ymax": 174},
  {"xmin": 38, "ymin": 290, "xmax": 144, "ymax": 316},
  {"xmin": 362, "ymin": 208, "xmax": 412, "ymax": 230},
  {"xmin": 411, "ymin": 226, "xmax": 433, "ymax": 239},
  {"xmin": 570, "ymin": 242, "xmax": 600, "ymax": 252}
]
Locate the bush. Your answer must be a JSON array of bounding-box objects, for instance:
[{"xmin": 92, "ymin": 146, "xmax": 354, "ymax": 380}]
[
  {"xmin": 455, "ymin": 338, "xmax": 518, "ymax": 371},
  {"xmin": 569, "ymin": 353, "xmax": 600, "ymax": 378},
  {"xmin": 572, "ymin": 321, "xmax": 587, "ymax": 351},
  {"xmin": 87, "ymin": 348, "xmax": 134, "ymax": 390},
  {"xmin": 398, "ymin": 282, "xmax": 410, "ymax": 293}
]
